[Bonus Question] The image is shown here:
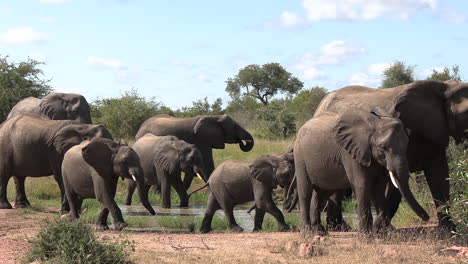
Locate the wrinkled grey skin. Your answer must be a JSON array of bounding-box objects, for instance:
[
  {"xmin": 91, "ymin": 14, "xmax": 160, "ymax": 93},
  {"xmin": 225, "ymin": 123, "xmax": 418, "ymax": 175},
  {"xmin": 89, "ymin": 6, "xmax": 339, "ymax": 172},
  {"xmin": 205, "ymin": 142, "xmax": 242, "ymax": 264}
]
[
  {"xmin": 0, "ymin": 114, "xmax": 113, "ymax": 213},
  {"xmin": 194, "ymin": 155, "xmax": 294, "ymax": 233},
  {"xmin": 135, "ymin": 114, "xmax": 254, "ymax": 190},
  {"xmin": 125, "ymin": 134, "xmax": 208, "ymax": 208},
  {"xmin": 294, "ymin": 111, "xmax": 429, "ymax": 234},
  {"xmin": 314, "ymin": 80, "xmax": 468, "ymax": 230},
  {"xmin": 62, "ymin": 138, "xmax": 154, "ymax": 230},
  {"xmin": 7, "ymin": 93, "xmax": 92, "ymax": 124}
]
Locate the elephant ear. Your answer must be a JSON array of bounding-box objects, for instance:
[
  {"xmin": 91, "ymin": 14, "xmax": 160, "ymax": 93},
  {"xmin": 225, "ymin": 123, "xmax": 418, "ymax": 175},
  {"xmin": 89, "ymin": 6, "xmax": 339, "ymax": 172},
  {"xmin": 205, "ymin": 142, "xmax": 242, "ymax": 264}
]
[
  {"xmin": 249, "ymin": 156, "xmax": 278, "ymax": 189},
  {"xmin": 193, "ymin": 116, "xmax": 225, "ymax": 148},
  {"xmin": 82, "ymin": 138, "xmax": 116, "ymax": 177},
  {"xmin": 50, "ymin": 123, "xmax": 85, "ymax": 156},
  {"xmin": 154, "ymin": 141, "xmax": 180, "ymax": 175},
  {"xmin": 40, "ymin": 93, "xmax": 65, "ymax": 119},
  {"xmin": 334, "ymin": 113, "xmax": 372, "ymax": 167}
]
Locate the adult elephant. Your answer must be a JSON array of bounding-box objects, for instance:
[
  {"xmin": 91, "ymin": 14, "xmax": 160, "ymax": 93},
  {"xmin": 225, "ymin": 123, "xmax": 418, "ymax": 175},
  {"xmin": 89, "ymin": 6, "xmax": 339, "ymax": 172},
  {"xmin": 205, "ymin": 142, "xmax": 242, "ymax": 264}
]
[
  {"xmin": 7, "ymin": 93, "xmax": 92, "ymax": 124},
  {"xmin": 135, "ymin": 114, "xmax": 254, "ymax": 189},
  {"xmin": 0, "ymin": 114, "xmax": 113, "ymax": 212},
  {"xmin": 313, "ymin": 80, "xmax": 468, "ymax": 229}
]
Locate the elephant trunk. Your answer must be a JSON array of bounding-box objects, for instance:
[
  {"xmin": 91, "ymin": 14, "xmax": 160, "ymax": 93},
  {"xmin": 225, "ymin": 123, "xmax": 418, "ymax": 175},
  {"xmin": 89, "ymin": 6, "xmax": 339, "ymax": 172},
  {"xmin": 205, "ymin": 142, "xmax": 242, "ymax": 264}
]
[
  {"xmin": 77, "ymin": 112, "xmax": 92, "ymax": 124},
  {"xmin": 389, "ymin": 168, "xmax": 429, "ymax": 221},
  {"xmin": 130, "ymin": 168, "xmax": 155, "ymax": 215},
  {"xmin": 237, "ymin": 128, "xmax": 254, "ymax": 152}
]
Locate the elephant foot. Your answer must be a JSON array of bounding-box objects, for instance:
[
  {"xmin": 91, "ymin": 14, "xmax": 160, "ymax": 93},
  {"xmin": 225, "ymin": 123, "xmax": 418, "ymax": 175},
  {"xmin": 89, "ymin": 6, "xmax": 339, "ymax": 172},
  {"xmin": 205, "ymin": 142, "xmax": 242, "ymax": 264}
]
[
  {"xmin": 95, "ymin": 224, "xmax": 110, "ymax": 231},
  {"xmin": 179, "ymin": 201, "xmax": 189, "ymax": 208},
  {"xmin": 113, "ymin": 222, "xmax": 128, "ymax": 231},
  {"xmin": 161, "ymin": 204, "xmax": 171, "ymax": 209},
  {"xmin": 229, "ymin": 225, "xmax": 244, "ymax": 233},
  {"xmin": 59, "ymin": 209, "xmax": 70, "ymax": 215},
  {"xmin": 0, "ymin": 201, "xmax": 13, "ymax": 209},
  {"xmin": 327, "ymin": 220, "xmax": 352, "ymax": 232},
  {"xmin": 278, "ymin": 224, "xmax": 290, "ymax": 232},
  {"xmin": 200, "ymin": 226, "xmax": 212, "ymax": 233},
  {"xmin": 253, "ymin": 226, "xmax": 262, "ymax": 232},
  {"xmin": 124, "ymin": 199, "xmax": 132, "ymax": 206},
  {"xmin": 14, "ymin": 200, "xmax": 31, "ymax": 208}
]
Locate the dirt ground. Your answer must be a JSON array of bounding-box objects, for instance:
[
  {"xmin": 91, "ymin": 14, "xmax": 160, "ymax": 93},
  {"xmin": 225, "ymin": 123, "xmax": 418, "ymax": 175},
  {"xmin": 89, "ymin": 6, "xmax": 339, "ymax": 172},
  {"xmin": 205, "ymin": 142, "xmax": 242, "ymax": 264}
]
[{"xmin": 0, "ymin": 209, "xmax": 466, "ymax": 264}]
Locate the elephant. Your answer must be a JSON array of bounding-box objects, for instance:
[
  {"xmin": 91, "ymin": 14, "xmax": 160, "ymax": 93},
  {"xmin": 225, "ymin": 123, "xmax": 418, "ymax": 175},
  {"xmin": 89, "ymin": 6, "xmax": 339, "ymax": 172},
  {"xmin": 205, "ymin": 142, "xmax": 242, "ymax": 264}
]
[
  {"xmin": 135, "ymin": 114, "xmax": 254, "ymax": 189},
  {"xmin": 192, "ymin": 155, "xmax": 295, "ymax": 233},
  {"xmin": 62, "ymin": 138, "xmax": 155, "ymax": 230},
  {"xmin": 293, "ymin": 110, "xmax": 429, "ymax": 234},
  {"xmin": 125, "ymin": 134, "xmax": 208, "ymax": 208},
  {"xmin": 313, "ymin": 80, "xmax": 468, "ymax": 230},
  {"xmin": 7, "ymin": 93, "xmax": 92, "ymax": 124},
  {"xmin": 0, "ymin": 114, "xmax": 113, "ymax": 212}
]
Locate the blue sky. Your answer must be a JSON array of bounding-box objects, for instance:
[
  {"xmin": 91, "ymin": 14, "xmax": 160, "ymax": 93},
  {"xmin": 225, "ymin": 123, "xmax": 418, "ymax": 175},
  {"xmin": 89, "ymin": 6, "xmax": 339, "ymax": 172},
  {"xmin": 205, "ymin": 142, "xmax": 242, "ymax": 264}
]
[{"xmin": 0, "ymin": 0, "xmax": 467, "ymax": 108}]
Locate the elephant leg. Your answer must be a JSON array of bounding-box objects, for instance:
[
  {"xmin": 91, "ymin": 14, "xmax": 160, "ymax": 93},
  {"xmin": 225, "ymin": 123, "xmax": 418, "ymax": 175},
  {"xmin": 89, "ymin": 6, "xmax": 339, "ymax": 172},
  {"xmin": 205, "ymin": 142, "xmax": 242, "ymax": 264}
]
[
  {"xmin": 423, "ymin": 151, "xmax": 454, "ymax": 230},
  {"xmin": 296, "ymin": 161, "xmax": 312, "ymax": 234},
  {"xmin": 67, "ymin": 192, "xmax": 80, "ymax": 219},
  {"xmin": 96, "ymin": 181, "xmax": 127, "ymax": 230},
  {"xmin": 200, "ymin": 193, "xmax": 220, "ymax": 233},
  {"xmin": 353, "ymin": 182, "xmax": 373, "ymax": 233},
  {"xmin": 310, "ymin": 190, "xmax": 327, "ymax": 234},
  {"xmin": 0, "ymin": 168, "xmax": 13, "ymax": 209},
  {"xmin": 13, "ymin": 176, "xmax": 30, "ymax": 208},
  {"xmin": 160, "ymin": 176, "xmax": 171, "ymax": 209},
  {"xmin": 371, "ymin": 175, "xmax": 391, "ymax": 233},
  {"xmin": 255, "ymin": 187, "xmax": 289, "ymax": 232},
  {"xmin": 52, "ymin": 168, "xmax": 69, "ymax": 215},
  {"xmin": 125, "ymin": 179, "xmax": 137, "ymax": 205},
  {"xmin": 253, "ymin": 208, "xmax": 266, "ymax": 231},
  {"xmin": 224, "ymin": 205, "xmax": 243, "ymax": 232},
  {"xmin": 182, "ymin": 172, "xmax": 194, "ymax": 191},
  {"xmin": 326, "ymin": 191, "xmax": 352, "ymax": 231},
  {"xmin": 171, "ymin": 174, "xmax": 189, "ymax": 208},
  {"xmin": 95, "ymin": 207, "xmax": 110, "ymax": 231}
]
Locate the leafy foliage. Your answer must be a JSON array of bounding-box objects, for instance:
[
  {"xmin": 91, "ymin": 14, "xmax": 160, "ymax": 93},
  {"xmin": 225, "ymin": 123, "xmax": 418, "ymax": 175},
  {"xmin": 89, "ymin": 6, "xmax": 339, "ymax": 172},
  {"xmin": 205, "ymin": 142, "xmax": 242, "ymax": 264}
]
[
  {"xmin": 225, "ymin": 62, "xmax": 303, "ymax": 105},
  {"xmin": 289, "ymin": 86, "xmax": 328, "ymax": 127},
  {"xmin": 27, "ymin": 219, "xmax": 134, "ymax": 264},
  {"xmin": 91, "ymin": 88, "xmax": 171, "ymax": 139},
  {"xmin": 426, "ymin": 65, "xmax": 463, "ymax": 82},
  {"xmin": 257, "ymin": 99, "xmax": 297, "ymax": 139},
  {"xmin": 0, "ymin": 56, "xmax": 52, "ymax": 122},
  {"xmin": 381, "ymin": 61, "xmax": 415, "ymax": 88},
  {"xmin": 176, "ymin": 97, "xmax": 224, "ymax": 117}
]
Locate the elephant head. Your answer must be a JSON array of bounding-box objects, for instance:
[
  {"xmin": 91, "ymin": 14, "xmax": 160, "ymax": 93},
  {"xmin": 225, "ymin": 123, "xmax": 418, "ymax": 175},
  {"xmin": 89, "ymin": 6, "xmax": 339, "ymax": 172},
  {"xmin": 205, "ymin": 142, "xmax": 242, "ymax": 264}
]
[
  {"xmin": 154, "ymin": 139, "xmax": 208, "ymax": 182},
  {"xmin": 334, "ymin": 109, "xmax": 429, "ymax": 221},
  {"xmin": 82, "ymin": 138, "xmax": 155, "ymax": 215},
  {"xmin": 444, "ymin": 82, "xmax": 468, "ymax": 144},
  {"xmin": 40, "ymin": 93, "xmax": 92, "ymax": 124},
  {"xmin": 249, "ymin": 155, "xmax": 295, "ymax": 189},
  {"xmin": 49, "ymin": 123, "xmax": 114, "ymax": 156},
  {"xmin": 193, "ymin": 114, "xmax": 254, "ymax": 152}
]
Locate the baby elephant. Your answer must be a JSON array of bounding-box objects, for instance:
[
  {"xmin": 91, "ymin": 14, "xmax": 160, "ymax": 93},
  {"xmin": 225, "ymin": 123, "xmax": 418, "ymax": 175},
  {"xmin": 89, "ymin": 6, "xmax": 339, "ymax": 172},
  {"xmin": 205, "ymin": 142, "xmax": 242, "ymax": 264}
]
[
  {"xmin": 62, "ymin": 138, "xmax": 155, "ymax": 231},
  {"xmin": 125, "ymin": 134, "xmax": 208, "ymax": 208},
  {"xmin": 193, "ymin": 155, "xmax": 294, "ymax": 233}
]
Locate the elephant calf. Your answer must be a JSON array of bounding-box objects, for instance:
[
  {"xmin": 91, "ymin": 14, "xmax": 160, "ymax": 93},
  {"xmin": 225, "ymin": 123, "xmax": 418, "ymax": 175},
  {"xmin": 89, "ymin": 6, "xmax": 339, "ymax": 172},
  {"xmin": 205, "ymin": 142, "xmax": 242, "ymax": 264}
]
[
  {"xmin": 62, "ymin": 138, "xmax": 155, "ymax": 231},
  {"xmin": 193, "ymin": 155, "xmax": 294, "ymax": 233},
  {"xmin": 125, "ymin": 134, "xmax": 208, "ymax": 208}
]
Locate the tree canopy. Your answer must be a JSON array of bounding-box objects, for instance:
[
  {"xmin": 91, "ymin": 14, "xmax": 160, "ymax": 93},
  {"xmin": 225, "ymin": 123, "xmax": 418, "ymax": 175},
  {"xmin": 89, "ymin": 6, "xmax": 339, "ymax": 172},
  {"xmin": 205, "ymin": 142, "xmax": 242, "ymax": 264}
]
[
  {"xmin": 426, "ymin": 65, "xmax": 462, "ymax": 82},
  {"xmin": 0, "ymin": 56, "xmax": 52, "ymax": 122},
  {"xmin": 381, "ymin": 61, "xmax": 415, "ymax": 88},
  {"xmin": 225, "ymin": 62, "xmax": 303, "ymax": 105}
]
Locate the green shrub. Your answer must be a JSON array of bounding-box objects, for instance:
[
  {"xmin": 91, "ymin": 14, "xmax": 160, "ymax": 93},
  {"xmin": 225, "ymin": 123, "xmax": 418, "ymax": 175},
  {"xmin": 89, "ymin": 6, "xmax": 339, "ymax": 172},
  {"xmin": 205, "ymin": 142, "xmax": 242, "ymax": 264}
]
[{"xmin": 27, "ymin": 219, "xmax": 134, "ymax": 264}]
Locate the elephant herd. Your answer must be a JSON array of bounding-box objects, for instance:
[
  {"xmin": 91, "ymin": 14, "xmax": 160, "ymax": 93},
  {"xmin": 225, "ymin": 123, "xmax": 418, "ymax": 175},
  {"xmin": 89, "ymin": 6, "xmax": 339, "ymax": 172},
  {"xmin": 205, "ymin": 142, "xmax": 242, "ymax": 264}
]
[{"xmin": 0, "ymin": 79, "xmax": 466, "ymax": 236}]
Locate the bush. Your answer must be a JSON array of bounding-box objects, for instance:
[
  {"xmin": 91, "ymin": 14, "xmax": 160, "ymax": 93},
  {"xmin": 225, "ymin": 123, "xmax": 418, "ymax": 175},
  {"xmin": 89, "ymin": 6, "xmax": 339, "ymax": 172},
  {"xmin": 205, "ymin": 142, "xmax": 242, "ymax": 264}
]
[
  {"xmin": 27, "ymin": 219, "xmax": 134, "ymax": 264},
  {"xmin": 256, "ymin": 100, "xmax": 296, "ymax": 139},
  {"xmin": 91, "ymin": 88, "xmax": 171, "ymax": 139},
  {"xmin": 447, "ymin": 140, "xmax": 468, "ymax": 239}
]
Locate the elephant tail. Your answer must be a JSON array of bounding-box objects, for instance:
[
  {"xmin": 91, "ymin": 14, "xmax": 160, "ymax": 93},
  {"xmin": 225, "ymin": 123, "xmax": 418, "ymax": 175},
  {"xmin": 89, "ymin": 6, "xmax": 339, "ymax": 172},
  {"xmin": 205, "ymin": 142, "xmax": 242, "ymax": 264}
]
[
  {"xmin": 187, "ymin": 182, "xmax": 210, "ymax": 198},
  {"xmin": 286, "ymin": 175, "xmax": 298, "ymax": 213}
]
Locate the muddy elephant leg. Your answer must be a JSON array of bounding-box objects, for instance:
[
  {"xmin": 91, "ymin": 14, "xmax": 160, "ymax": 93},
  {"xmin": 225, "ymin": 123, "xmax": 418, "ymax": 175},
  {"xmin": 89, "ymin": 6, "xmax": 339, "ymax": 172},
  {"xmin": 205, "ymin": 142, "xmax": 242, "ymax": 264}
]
[
  {"xmin": 13, "ymin": 176, "xmax": 30, "ymax": 208},
  {"xmin": 125, "ymin": 179, "xmax": 137, "ymax": 205},
  {"xmin": 326, "ymin": 191, "xmax": 351, "ymax": 231},
  {"xmin": 200, "ymin": 193, "xmax": 220, "ymax": 233},
  {"xmin": 253, "ymin": 208, "xmax": 266, "ymax": 231},
  {"xmin": 171, "ymin": 173, "xmax": 189, "ymax": 208},
  {"xmin": 423, "ymin": 151, "xmax": 454, "ymax": 230},
  {"xmin": 0, "ymin": 171, "xmax": 12, "ymax": 209}
]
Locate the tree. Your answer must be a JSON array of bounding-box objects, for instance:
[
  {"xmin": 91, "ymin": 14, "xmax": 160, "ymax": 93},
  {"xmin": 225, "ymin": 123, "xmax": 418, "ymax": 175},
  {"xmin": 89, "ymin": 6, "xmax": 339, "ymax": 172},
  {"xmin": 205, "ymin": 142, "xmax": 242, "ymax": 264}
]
[
  {"xmin": 0, "ymin": 56, "xmax": 52, "ymax": 122},
  {"xmin": 289, "ymin": 86, "xmax": 328, "ymax": 127},
  {"xmin": 257, "ymin": 99, "xmax": 296, "ymax": 139},
  {"xmin": 426, "ymin": 65, "xmax": 462, "ymax": 82},
  {"xmin": 177, "ymin": 97, "xmax": 224, "ymax": 117},
  {"xmin": 225, "ymin": 63, "xmax": 303, "ymax": 105},
  {"xmin": 381, "ymin": 61, "xmax": 415, "ymax": 88},
  {"xmin": 91, "ymin": 88, "xmax": 170, "ymax": 139}
]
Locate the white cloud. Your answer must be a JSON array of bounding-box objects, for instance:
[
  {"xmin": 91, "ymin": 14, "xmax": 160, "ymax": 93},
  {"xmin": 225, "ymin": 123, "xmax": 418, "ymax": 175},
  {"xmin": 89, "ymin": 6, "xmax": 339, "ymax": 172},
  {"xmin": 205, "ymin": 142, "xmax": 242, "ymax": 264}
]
[
  {"xmin": 87, "ymin": 56, "xmax": 127, "ymax": 70},
  {"xmin": 292, "ymin": 40, "xmax": 366, "ymax": 80},
  {"xmin": 0, "ymin": 27, "xmax": 47, "ymax": 45},
  {"xmin": 302, "ymin": 0, "xmax": 437, "ymax": 21},
  {"xmin": 436, "ymin": 7, "xmax": 468, "ymax": 23},
  {"xmin": 39, "ymin": 0, "xmax": 67, "ymax": 3},
  {"xmin": 171, "ymin": 60, "xmax": 195, "ymax": 68},
  {"xmin": 348, "ymin": 62, "xmax": 391, "ymax": 86},
  {"xmin": 29, "ymin": 52, "xmax": 46, "ymax": 62},
  {"xmin": 194, "ymin": 74, "xmax": 212, "ymax": 83},
  {"xmin": 419, "ymin": 66, "xmax": 445, "ymax": 78},
  {"xmin": 280, "ymin": 11, "xmax": 306, "ymax": 27}
]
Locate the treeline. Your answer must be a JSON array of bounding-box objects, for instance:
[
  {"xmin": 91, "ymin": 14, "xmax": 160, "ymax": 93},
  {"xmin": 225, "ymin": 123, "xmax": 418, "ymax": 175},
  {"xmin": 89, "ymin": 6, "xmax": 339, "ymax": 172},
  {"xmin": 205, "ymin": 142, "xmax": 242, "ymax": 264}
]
[{"xmin": 0, "ymin": 55, "xmax": 463, "ymax": 140}]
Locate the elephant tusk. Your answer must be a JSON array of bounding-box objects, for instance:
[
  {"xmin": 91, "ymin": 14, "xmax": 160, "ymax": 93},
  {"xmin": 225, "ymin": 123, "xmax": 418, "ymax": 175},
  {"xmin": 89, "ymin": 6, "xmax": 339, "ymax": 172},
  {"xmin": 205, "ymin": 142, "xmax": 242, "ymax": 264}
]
[
  {"xmin": 389, "ymin": 171, "xmax": 399, "ymax": 189},
  {"xmin": 131, "ymin": 174, "xmax": 137, "ymax": 182},
  {"xmin": 196, "ymin": 173, "xmax": 203, "ymax": 181}
]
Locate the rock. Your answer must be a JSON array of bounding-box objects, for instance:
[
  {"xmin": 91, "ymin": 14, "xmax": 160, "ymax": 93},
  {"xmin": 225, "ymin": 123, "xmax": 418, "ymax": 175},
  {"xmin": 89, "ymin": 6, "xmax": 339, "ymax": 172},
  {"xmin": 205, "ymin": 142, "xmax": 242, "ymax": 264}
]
[
  {"xmin": 285, "ymin": 240, "xmax": 298, "ymax": 252},
  {"xmin": 298, "ymin": 243, "xmax": 314, "ymax": 257}
]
